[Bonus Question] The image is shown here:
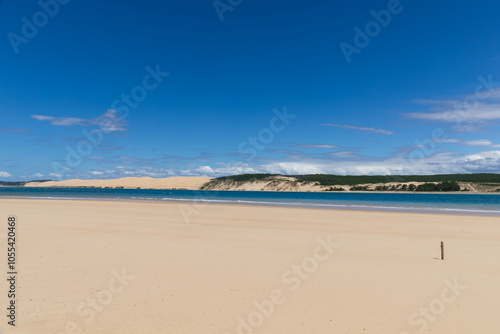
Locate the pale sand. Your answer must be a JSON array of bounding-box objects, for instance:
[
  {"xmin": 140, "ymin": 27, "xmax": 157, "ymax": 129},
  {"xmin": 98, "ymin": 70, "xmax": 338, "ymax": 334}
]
[
  {"xmin": 0, "ymin": 199, "xmax": 499, "ymax": 333},
  {"xmin": 25, "ymin": 176, "xmax": 213, "ymax": 190},
  {"xmin": 203, "ymin": 180, "xmax": 433, "ymax": 192}
]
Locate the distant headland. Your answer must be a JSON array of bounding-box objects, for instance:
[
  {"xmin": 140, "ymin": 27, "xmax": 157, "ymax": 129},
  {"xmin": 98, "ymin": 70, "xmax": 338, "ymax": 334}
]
[{"xmin": 2, "ymin": 173, "xmax": 500, "ymax": 193}]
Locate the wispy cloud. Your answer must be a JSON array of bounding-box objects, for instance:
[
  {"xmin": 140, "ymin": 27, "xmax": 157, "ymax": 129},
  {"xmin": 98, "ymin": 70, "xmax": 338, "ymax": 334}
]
[
  {"xmin": 408, "ymin": 102, "xmax": 500, "ymax": 122},
  {"xmin": 462, "ymin": 140, "xmax": 493, "ymax": 146},
  {"xmin": 323, "ymin": 123, "xmax": 395, "ymax": 135},
  {"xmin": 406, "ymin": 86, "xmax": 500, "ymax": 131},
  {"xmin": 436, "ymin": 138, "xmax": 497, "ymax": 146},
  {"xmin": 31, "ymin": 115, "xmax": 87, "ymax": 126},
  {"xmin": 327, "ymin": 150, "xmax": 359, "ymax": 158},
  {"xmin": 292, "ymin": 144, "xmax": 340, "ymax": 149},
  {"xmin": 31, "ymin": 109, "xmax": 127, "ymax": 132},
  {"xmin": 0, "ymin": 127, "xmax": 29, "ymax": 133},
  {"xmin": 265, "ymin": 149, "xmax": 302, "ymax": 155}
]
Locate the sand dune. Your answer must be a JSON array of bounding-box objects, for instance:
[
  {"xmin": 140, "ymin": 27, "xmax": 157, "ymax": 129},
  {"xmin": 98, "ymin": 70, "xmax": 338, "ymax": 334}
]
[
  {"xmin": 25, "ymin": 176, "xmax": 213, "ymax": 190},
  {"xmin": 202, "ymin": 179, "xmax": 433, "ymax": 192}
]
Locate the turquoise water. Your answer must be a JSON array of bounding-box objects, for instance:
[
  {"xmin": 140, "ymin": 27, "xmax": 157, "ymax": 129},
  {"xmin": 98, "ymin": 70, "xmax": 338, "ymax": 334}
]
[{"xmin": 1, "ymin": 187, "xmax": 500, "ymax": 215}]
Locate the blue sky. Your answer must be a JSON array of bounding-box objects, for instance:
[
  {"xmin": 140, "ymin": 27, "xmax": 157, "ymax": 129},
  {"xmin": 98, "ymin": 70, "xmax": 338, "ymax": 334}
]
[{"xmin": 1, "ymin": 0, "xmax": 500, "ymax": 180}]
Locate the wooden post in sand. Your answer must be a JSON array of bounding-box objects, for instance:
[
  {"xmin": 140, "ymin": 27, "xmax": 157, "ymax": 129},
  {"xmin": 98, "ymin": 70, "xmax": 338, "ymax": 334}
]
[{"xmin": 440, "ymin": 241, "xmax": 444, "ymax": 260}]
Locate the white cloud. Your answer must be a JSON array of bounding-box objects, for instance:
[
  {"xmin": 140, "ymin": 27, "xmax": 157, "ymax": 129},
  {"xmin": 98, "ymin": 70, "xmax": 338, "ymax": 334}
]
[
  {"xmin": 75, "ymin": 146, "xmax": 500, "ymax": 178},
  {"xmin": 252, "ymin": 150, "xmax": 500, "ymax": 176},
  {"xmin": 195, "ymin": 166, "xmax": 215, "ymax": 174},
  {"xmin": 459, "ymin": 150, "xmax": 500, "ymax": 162},
  {"xmin": 261, "ymin": 163, "xmax": 323, "ymax": 175},
  {"xmin": 177, "ymin": 162, "xmax": 323, "ymax": 176},
  {"xmin": 95, "ymin": 110, "xmax": 128, "ymax": 132},
  {"xmin": 33, "ymin": 173, "xmax": 44, "ymax": 178},
  {"xmin": 31, "ymin": 109, "xmax": 127, "ymax": 132},
  {"xmin": 323, "ymin": 123, "xmax": 395, "ymax": 135},
  {"xmin": 0, "ymin": 171, "xmax": 12, "ymax": 178},
  {"xmin": 448, "ymin": 151, "xmax": 500, "ymax": 173},
  {"xmin": 198, "ymin": 149, "xmax": 500, "ymax": 176}
]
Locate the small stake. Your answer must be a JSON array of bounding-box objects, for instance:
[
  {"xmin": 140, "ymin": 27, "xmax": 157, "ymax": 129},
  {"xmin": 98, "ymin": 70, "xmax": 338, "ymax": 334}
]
[{"xmin": 440, "ymin": 241, "xmax": 444, "ymax": 260}]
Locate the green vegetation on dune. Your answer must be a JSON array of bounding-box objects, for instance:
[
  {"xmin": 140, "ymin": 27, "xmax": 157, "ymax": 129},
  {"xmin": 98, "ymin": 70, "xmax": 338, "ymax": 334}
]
[
  {"xmin": 324, "ymin": 187, "xmax": 345, "ymax": 191},
  {"xmin": 293, "ymin": 173, "xmax": 500, "ymax": 186},
  {"xmin": 416, "ymin": 181, "xmax": 461, "ymax": 192},
  {"xmin": 210, "ymin": 173, "xmax": 500, "ymax": 186},
  {"xmin": 349, "ymin": 185, "xmax": 370, "ymax": 191},
  {"xmin": 200, "ymin": 174, "xmax": 281, "ymax": 190},
  {"xmin": 0, "ymin": 181, "xmax": 27, "ymax": 186},
  {"xmin": 0, "ymin": 180, "xmax": 52, "ymax": 187}
]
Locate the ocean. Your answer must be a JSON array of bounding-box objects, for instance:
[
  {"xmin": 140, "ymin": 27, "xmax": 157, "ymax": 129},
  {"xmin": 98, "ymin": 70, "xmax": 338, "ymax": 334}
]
[{"xmin": 1, "ymin": 187, "xmax": 499, "ymax": 216}]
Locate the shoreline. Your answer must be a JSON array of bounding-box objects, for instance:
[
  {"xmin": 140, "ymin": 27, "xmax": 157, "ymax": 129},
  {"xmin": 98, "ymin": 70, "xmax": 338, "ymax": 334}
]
[
  {"xmin": 1, "ymin": 196, "xmax": 499, "ymax": 217},
  {"xmin": 9, "ymin": 185, "xmax": 500, "ymax": 194}
]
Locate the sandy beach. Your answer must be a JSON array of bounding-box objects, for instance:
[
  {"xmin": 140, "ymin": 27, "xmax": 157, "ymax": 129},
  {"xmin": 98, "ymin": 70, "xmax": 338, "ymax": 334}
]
[{"xmin": 0, "ymin": 199, "xmax": 499, "ymax": 333}]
